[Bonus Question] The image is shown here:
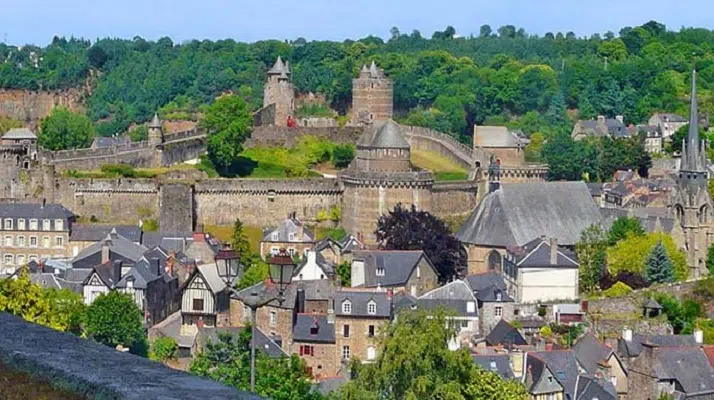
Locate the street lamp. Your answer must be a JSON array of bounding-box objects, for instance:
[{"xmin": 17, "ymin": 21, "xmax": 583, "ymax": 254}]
[{"xmin": 214, "ymin": 246, "xmax": 296, "ymax": 392}]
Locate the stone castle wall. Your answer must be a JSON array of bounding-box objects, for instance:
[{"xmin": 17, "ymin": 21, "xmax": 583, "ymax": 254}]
[
  {"xmin": 0, "ymin": 89, "xmax": 84, "ymax": 124},
  {"xmin": 160, "ymin": 184, "xmax": 194, "ymax": 232},
  {"xmin": 431, "ymin": 181, "xmax": 479, "ymax": 217},
  {"xmin": 245, "ymin": 126, "xmax": 363, "ymax": 148}
]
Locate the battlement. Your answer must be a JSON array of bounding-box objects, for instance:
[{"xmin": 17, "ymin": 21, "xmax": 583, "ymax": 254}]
[
  {"xmin": 40, "ymin": 140, "xmax": 150, "ymax": 162},
  {"xmin": 163, "ymin": 128, "xmax": 205, "ymax": 143},
  {"xmin": 68, "ymin": 178, "xmax": 159, "ymax": 194},
  {"xmin": 488, "ymin": 164, "xmax": 549, "ymax": 183},
  {"xmin": 194, "ymin": 178, "xmax": 342, "ymax": 194},
  {"xmin": 340, "ymin": 169, "xmax": 434, "ymax": 187}
]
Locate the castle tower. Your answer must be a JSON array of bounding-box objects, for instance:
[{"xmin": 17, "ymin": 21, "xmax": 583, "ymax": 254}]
[
  {"xmin": 670, "ymin": 70, "xmax": 713, "ymax": 278},
  {"xmin": 148, "ymin": 113, "xmax": 164, "ymax": 147},
  {"xmin": 263, "ymin": 57, "xmax": 296, "ymax": 127},
  {"xmin": 351, "ymin": 61, "xmax": 393, "ymax": 125},
  {"xmin": 340, "ymin": 120, "xmax": 433, "ymax": 244}
]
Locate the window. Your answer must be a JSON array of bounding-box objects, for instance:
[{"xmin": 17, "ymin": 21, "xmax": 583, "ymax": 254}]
[
  {"xmin": 54, "ymin": 219, "xmax": 63, "ymax": 231},
  {"xmin": 55, "ymin": 237, "xmax": 63, "ymax": 247},
  {"xmin": 42, "ymin": 220, "xmax": 50, "ymax": 231},
  {"xmin": 193, "ymin": 298, "xmax": 204, "ymax": 311},
  {"xmin": 288, "ymin": 232, "xmax": 296, "ymax": 241},
  {"xmin": 368, "ymin": 325, "xmax": 375, "ymax": 337},
  {"xmin": 4, "ymin": 236, "xmax": 12, "ymax": 247},
  {"xmin": 16, "ymin": 255, "xmax": 25, "ymax": 266},
  {"xmin": 367, "ymin": 300, "xmax": 377, "ymax": 315},
  {"xmin": 343, "ymin": 324, "xmax": 350, "ymax": 338},
  {"xmin": 29, "ymin": 236, "xmax": 37, "ymax": 247},
  {"xmin": 16, "ymin": 236, "xmax": 24, "ymax": 247},
  {"xmin": 466, "ymin": 301, "xmax": 475, "ymax": 313},
  {"xmin": 269, "ymin": 311, "xmax": 277, "ymax": 326},
  {"xmin": 29, "ymin": 219, "xmax": 37, "ymax": 230},
  {"xmin": 3, "ymin": 254, "xmax": 13, "ymax": 265},
  {"xmin": 299, "ymin": 345, "xmax": 314, "ymax": 356},
  {"xmin": 288, "ymin": 248, "xmax": 296, "ymax": 257},
  {"xmin": 376, "ymin": 267, "xmax": 385, "ymax": 276},
  {"xmin": 416, "ymin": 266, "xmax": 421, "ymax": 278},
  {"xmin": 17, "ymin": 219, "xmax": 25, "ymax": 230},
  {"xmin": 42, "ymin": 236, "xmax": 50, "ymax": 248},
  {"xmin": 367, "ymin": 346, "xmax": 376, "ymax": 360},
  {"xmin": 28, "ymin": 255, "xmax": 38, "ymax": 262},
  {"xmin": 3, "ymin": 219, "xmax": 12, "ymax": 230},
  {"xmin": 271, "ymin": 232, "xmax": 279, "ymax": 241},
  {"xmin": 270, "ymin": 247, "xmax": 279, "ymax": 256},
  {"xmin": 342, "ymin": 300, "xmax": 352, "ymax": 314},
  {"xmin": 495, "ymin": 306, "xmax": 503, "ymax": 318},
  {"xmin": 496, "ymin": 291, "xmax": 502, "ymax": 301},
  {"xmin": 461, "ymin": 320, "xmax": 469, "ymax": 329},
  {"xmin": 546, "ymin": 394, "xmax": 555, "ymax": 400},
  {"xmin": 342, "ymin": 346, "xmax": 350, "ymax": 360}
]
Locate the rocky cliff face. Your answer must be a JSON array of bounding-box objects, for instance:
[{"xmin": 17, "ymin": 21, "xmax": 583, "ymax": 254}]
[{"xmin": 0, "ymin": 89, "xmax": 84, "ymax": 123}]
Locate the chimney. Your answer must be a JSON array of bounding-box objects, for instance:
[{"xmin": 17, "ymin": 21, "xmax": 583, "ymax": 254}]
[
  {"xmin": 41, "ymin": 198, "xmax": 46, "ymax": 208},
  {"xmin": 622, "ymin": 327, "xmax": 633, "ymax": 342},
  {"xmin": 549, "ymin": 237, "xmax": 558, "ymax": 265},
  {"xmin": 192, "ymin": 232, "xmax": 205, "ymax": 242},
  {"xmin": 695, "ymin": 328, "xmax": 704, "ymax": 344},
  {"xmin": 615, "ymin": 115, "xmax": 624, "ymax": 124},
  {"xmin": 296, "ymin": 288, "xmax": 305, "ymax": 314},
  {"xmin": 101, "ymin": 239, "xmax": 111, "ymax": 264},
  {"xmin": 597, "ymin": 115, "xmax": 606, "ymax": 124},
  {"xmin": 112, "ymin": 260, "xmax": 122, "ymax": 284},
  {"xmin": 297, "ymin": 220, "xmax": 304, "ymax": 241},
  {"xmin": 152, "ymin": 257, "xmax": 161, "ymax": 277},
  {"xmin": 327, "ymin": 299, "xmax": 335, "ymax": 324}
]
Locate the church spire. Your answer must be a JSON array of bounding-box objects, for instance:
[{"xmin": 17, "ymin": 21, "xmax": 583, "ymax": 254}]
[{"xmin": 683, "ymin": 69, "xmax": 705, "ymax": 172}]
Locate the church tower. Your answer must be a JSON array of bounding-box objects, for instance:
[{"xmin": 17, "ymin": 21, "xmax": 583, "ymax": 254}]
[
  {"xmin": 263, "ymin": 57, "xmax": 295, "ymax": 127},
  {"xmin": 671, "ymin": 70, "xmax": 713, "ymax": 278}
]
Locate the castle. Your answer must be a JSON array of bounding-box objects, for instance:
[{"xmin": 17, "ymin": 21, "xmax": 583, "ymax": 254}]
[{"xmin": 0, "ymin": 58, "xmax": 547, "ymax": 244}]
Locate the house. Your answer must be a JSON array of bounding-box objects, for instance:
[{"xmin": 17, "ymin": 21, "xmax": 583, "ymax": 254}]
[
  {"xmin": 573, "ymin": 334, "xmax": 628, "ymax": 398},
  {"xmin": 82, "ymin": 260, "xmax": 123, "ymax": 304},
  {"xmin": 0, "ymin": 202, "xmax": 75, "ymax": 274},
  {"xmin": 617, "ymin": 328, "xmax": 700, "ymax": 364},
  {"xmin": 523, "ymin": 352, "xmax": 565, "ymax": 399},
  {"xmin": 465, "ymin": 272, "xmax": 516, "ymax": 335},
  {"xmin": 260, "ymin": 213, "xmax": 316, "ymax": 258},
  {"xmin": 457, "ymin": 181, "xmax": 601, "ymax": 275},
  {"xmin": 571, "ymin": 115, "xmax": 628, "ymax": 140},
  {"xmin": 350, "ymin": 250, "xmax": 438, "ymax": 296},
  {"xmin": 180, "ymin": 263, "xmax": 231, "ymax": 329},
  {"xmin": 335, "ymin": 290, "xmax": 391, "ymax": 364},
  {"xmin": 316, "ymin": 234, "xmax": 364, "ymax": 265},
  {"xmin": 0, "ymin": 128, "xmax": 37, "ymax": 146},
  {"xmin": 473, "ymin": 125, "xmax": 527, "ymax": 166},
  {"xmin": 634, "ymin": 125, "xmax": 664, "ymax": 153},
  {"xmin": 196, "ymin": 326, "xmax": 287, "ymax": 359},
  {"xmin": 295, "ymin": 250, "xmax": 335, "ymax": 281},
  {"xmin": 525, "ymin": 350, "xmax": 616, "ymax": 400},
  {"xmin": 649, "ymin": 113, "xmax": 687, "ymax": 139},
  {"xmin": 72, "ymin": 229, "xmax": 147, "ymax": 270},
  {"xmin": 142, "ymin": 231, "xmax": 220, "ymax": 265},
  {"xmin": 292, "ymin": 314, "xmax": 338, "ymax": 378},
  {"xmin": 416, "ymin": 280, "xmax": 479, "ymax": 349},
  {"xmin": 472, "ymin": 354, "xmax": 516, "ymax": 380},
  {"xmin": 69, "ymin": 224, "xmax": 142, "ymax": 257},
  {"xmin": 115, "ymin": 254, "xmax": 180, "ymax": 326},
  {"xmin": 485, "ymin": 319, "xmax": 527, "ymax": 347}
]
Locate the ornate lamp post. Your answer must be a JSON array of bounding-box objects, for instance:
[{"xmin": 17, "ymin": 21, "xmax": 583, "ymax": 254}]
[{"xmin": 215, "ymin": 247, "xmax": 296, "ymax": 392}]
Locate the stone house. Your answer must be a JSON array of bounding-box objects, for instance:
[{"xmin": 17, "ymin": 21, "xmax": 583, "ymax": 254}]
[
  {"xmin": 316, "ymin": 234, "xmax": 364, "ymax": 265},
  {"xmin": 524, "ymin": 350, "xmax": 616, "ymax": 400},
  {"xmin": 472, "ymin": 354, "xmax": 516, "ymax": 380},
  {"xmin": 335, "ymin": 290, "xmax": 391, "ymax": 364},
  {"xmin": 485, "ymin": 319, "xmax": 528, "ymax": 347},
  {"xmin": 69, "ymin": 224, "xmax": 142, "ymax": 257},
  {"xmin": 259, "ymin": 213, "xmax": 316, "ymax": 259},
  {"xmin": 0, "ymin": 128, "xmax": 37, "ymax": 146},
  {"xmin": 465, "ymin": 272, "xmax": 516, "ymax": 335},
  {"xmin": 72, "ymin": 229, "xmax": 147, "ymax": 271},
  {"xmin": 291, "ymin": 314, "xmax": 338, "ymax": 379},
  {"xmin": 0, "ymin": 202, "xmax": 75, "ymax": 274},
  {"xmin": 473, "ymin": 126, "xmax": 527, "ymax": 166},
  {"xmin": 350, "ymin": 250, "xmax": 438, "ymax": 297},
  {"xmin": 294, "ymin": 250, "xmax": 334, "ymax": 281},
  {"xmin": 648, "ymin": 113, "xmax": 687, "ymax": 139},
  {"xmin": 616, "ymin": 328, "xmax": 700, "ymax": 366},
  {"xmin": 413, "ymin": 280, "xmax": 480, "ymax": 350},
  {"xmin": 573, "ymin": 334, "xmax": 628, "ymax": 399},
  {"xmin": 571, "ymin": 115, "xmax": 628, "ymax": 141}
]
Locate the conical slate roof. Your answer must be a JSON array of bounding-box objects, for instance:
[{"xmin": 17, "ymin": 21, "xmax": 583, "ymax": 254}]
[
  {"xmin": 149, "ymin": 113, "xmax": 161, "ymax": 128},
  {"xmin": 268, "ymin": 56, "xmax": 285, "ymax": 74},
  {"xmin": 369, "ymin": 61, "xmax": 379, "ymax": 77},
  {"xmin": 359, "ymin": 120, "xmax": 410, "ymax": 149}
]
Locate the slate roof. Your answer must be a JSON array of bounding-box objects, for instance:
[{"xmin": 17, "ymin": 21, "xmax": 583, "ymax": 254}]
[
  {"xmin": 314, "ymin": 377, "xmax": 347, "ymax": 396},
  {"xmin": 648, "ymin": 347, "xmax": 714, "ymax": 395},
  {"xmin": 352, "ymin": 250, "xmax": 433, "ymax": 288},
  {"xmin": 572, "ymin": 334, "xmax": 615, "ymax": 375},
  {"xmin": 474, "ymin": 126, "xmax": 521, "ymax": 148},
  {"xmin": 510, "ymin": 238, "xmax": 579, "ymax": 268},
  {"xmin": 574, "ymin": 118, "xmax": 628, "ymax": 138},
  {"xmin": 529, "ymin": 350, "xmax": 580, "ymax": 399},
  {"xmin": 586, "ymin": 182, "xmax": 603, "ymax": 197},
  {"xmin": 0, "ymin": 203, "xmax": 74, "ymax": 225},
  {"xmin": 149, "ymin": 113, "xmax": 162, "ymax": 128},
  {"xmin": 29, "ymin": 272, "xmax": 63, "ymax": 290},
  {"xmin": 194, "ymin": 263, "xmax": 228, "ymax": 294},
  {"xmin": 575, "ymin": 375, "xmax": 617, "ymax": 400},
  {"xmin": 152, "ymin": 311, "xmax": 197, "ymax": 349},
  {"xmin": 643, "ymin": 298, "xmax": 662, "ymax": 309},
  {"xmin": 457, "ymin": 182, "xmax": 602, "ymax": 247},
  {"xmin": 83, "ymin": 261, "xmax": 121, "ymax": 288},
  {"xmin": 465, "ymin": 272, "xmax": 514, "ymax": 302},
  {"xmin": 292, "ymin": 314, "xmax": 335, "ymax": 343},
  {"xmin": 234, "ymin": 279, "xmax": 335, "ymax": 310},
  {"xmin": 142, "ymin": 231, "xmax": 193, "ymax": 252},
  {"xmin": 367, "ymin": 120, "xmax": 410, "ymax": 149},
  {"xmin": 335, "ymin": 290, "xmax": 390, "ymax": 318},
  {"xmin": 653, "ymin": 113, "xmax": 687, "ymax": 123},
  {"xmin": 600, "ymin": 207, "xmax": 675, "ymax": 235},
  {"xmin": 339, "ymin": 235, "xmax": 363, "ymax": 253},
  {"xmin": 485, "ymin": 320, "xmax": 527, "ymax": 346},
  {"xmin": 295, "ymin": 251, "xmax": 335, "ymax": 277},
  {"xmin": 262, "ymin": 218, "xmax": 315, "ymax": 243},
  {"xmin": 472, "ymin": 354, "xmax": 515, "ymax": 380},
  {"xmin": 198, "ymin": 326, "xmax": 287, "ymax": 358},
  {"xmin": 73, "ymin": 231, "xmax": 148, "ymax": 268},
  {"xmin": 618, "ymin": 334, "xmax": 698, "ymax": 358},
  {"xmin": 268, "ymin": 56, "xmax": 287, "ymax": 74},
  {"xmin": 417, "ymin": 280, "xmax": 478, "ymax": 317},
  {"xmin": 2, "ymin": 127, "xmax": 37, "ymax": 140},
  {"xmin": 70, "ymin": 224, "xmax": 142, "ymax": 243},
  {"xmin": 115, "ymin": 263, "xmax": 161, "ymax": 290}
]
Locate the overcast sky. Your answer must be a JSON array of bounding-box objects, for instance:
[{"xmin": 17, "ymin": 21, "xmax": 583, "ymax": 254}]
[{"xmin": 1, "ymin": 0, "xmax": 713, "ymax": 46}]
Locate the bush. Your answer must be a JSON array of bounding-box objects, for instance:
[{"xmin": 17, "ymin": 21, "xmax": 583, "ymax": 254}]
[
  {"xmin": 142, "ymin": 219, "xmax": 159, "ymax": 232},
  {"xmin": 150, "ymin": 337, "xmax": 178, "ymax": 362},
  {"xmin": 316, "ymin": 210, "xmax": 329, "ymax": 222},
  {"xmin": 602, "ymin": 281, "xmax": 633, "ymax": 298},
  {"xmin": 539, "ymin": 325, "xmax": 552, "ymax": 338},
  {"xmin": 329, "ymin": 206, "xmax": 341, "ymax": 223},
  {"xmin": 332, "ymin": 144, "xmax": 355, "ymax": 168}
]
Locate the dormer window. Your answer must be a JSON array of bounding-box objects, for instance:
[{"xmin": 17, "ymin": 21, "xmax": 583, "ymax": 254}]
[
  {"xmin": 288, "ymin": 232, "xmax": 296, "ymax": 242},
  {"xmin": 342, "ymin": 300, "xmax": 352, "ymax": 314},
  {"xmin": 376, "ymin": 267, "xmax": 385, "ymax": 276},
  {"xmin": 54, "ymin": 219, "xmax": 63, "ymax": 231},
  {"xmin": 367, "ymin": 300, "xmax": 377, "ymax": 315},
  {"xmin": 271, "ymin": 232, "xmax": 279, "ymax": 241},
  {"xmin": 17, "ymin": 219, "xmax": 25, "ymax": 230},
  {"xmin": 3, "ymin": 219, "xmax": 12, "ymax": 230},
  {"xmin": 496, "ymin": 291, "xmax": 502, "ymax": 301},
  {"xmin": 42, "ymin": 219, "xmax": 50, "ymax": 231},
  {"xmin": 29, "ymin": 219, "xmax": 37, "ymax": 230}
]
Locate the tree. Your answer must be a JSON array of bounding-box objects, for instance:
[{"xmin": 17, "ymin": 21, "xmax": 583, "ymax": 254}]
[
  {"xmin": 375, "ymin": 204, "xmax": 464, "ymax": 281},
  {"xmin": 150, "ymin": 337, "xmax": 178, "ymax": 362},
  {"xmin": 236, "ymin": 253, "xmax": 269, "ymax": 290},
  {"xmin": 84, "ymin": 291, "xmax": 147, "ymax": 356},
  {"xmin": 336, "ymin": 309, "xmax": 527, "ymax": 399},
  {"xmin": 87, "ymin": 45, "xmax": 108, "ymax": 69},
  {"xmin": 707, "ymin": 243, "xmax": 714, "ymax": 275},
  {"xmin": 230, "ymin": 218, "xmax": 252, "ymax": 257},
  {"xmin": 332, "ymin": 144, "xmax": 355, "ymax": 168},
  {"xmin": 608, "ymin": 233, "xmax": 688, "ymax": 281},
  {"xmin": 389, "ymin": 27, "xmax": 401, "ymax": 41},
  {"xmin": 671, "ymin": 124, "xmax": 706, "ymax": 154},
  {"xmin": 191, "ymin": 330, "xmax": 319, "ymax": 400},
  {"xmin": 645, "ymin": 241, "xmax": 675, "ymax": 284},
  {"xmin": 497, "ymin": 25, "xmax": 517, "ymax": 39},
  {"xmin": 608, "ymin": 216, "xmax": 645, "ymax": 245},
  {"xmin": 576, "ymin": 224, "xmax": 608, "ymax": 293},
  {"xmin": 43, "ymin": 287, "xmax": 86, "ymax": 334},
  {"xmin": 201, "ymin": 95, "xmax": 253, "ymax": 175},
  {"xmin": 479, "ymin": 25, "xmax": 492, "ymax": 38},
  {"xmin": 38, "ymin": 107, "xmax": 94, "ymax": 150},
  {"xmin": 336, "ymin": 262, "xmax": 351, "ymax": 286}
]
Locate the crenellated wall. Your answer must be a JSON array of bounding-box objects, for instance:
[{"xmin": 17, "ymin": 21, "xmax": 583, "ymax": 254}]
[{"xmin": 245, "ymin": 126, "xmax": 363, "ymax": 148}]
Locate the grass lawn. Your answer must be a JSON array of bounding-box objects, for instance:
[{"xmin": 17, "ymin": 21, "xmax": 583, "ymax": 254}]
[
  {"xmin": 313, "ymin": 226, "xmax": 347, "ymax": 241},
  {"xmin": 205, "ymin": 224, "xmax": 264, "ymax": 253},
  {"xmin": 410, "ymin": 150, "xmax": 469, "ymax": 181}
]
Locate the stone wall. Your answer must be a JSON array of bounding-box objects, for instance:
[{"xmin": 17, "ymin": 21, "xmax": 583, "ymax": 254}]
[
  {"xmin": 160, "ymin": 135, "xmax": 206, "ymax": 165},
  {"xmin": 431, "ymin": 181, "xmax": 479, "ymax": 217},
  {"xmin": 245, "ymin": 126, "xmax": 364, "ymax": 148},
  {"xmin": 253, "ymin": 104, "xmax": 276, "ymax": 127},
  {"xmin": 403, "ymin": 125, "xmax": 476, "ymax": 170},
  {"xmin": 40, "ymin": 141, "xmax": 159, "ymax": 171},
  {"xmin": 160, "ymin": 184, "xmax": 194, "ymax": 232},
  {"xmin": 0, "ymin": 89, "xmax": 84, "ymax": 123},
  {"xmin": 587, "ymin": 279, "xmax": 704, "ymax": 316}
]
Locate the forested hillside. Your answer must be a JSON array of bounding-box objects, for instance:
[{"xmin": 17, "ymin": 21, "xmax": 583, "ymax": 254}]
[{"xmin": 1, "ymin": 21, "xmax": 713, "ymax": 142}]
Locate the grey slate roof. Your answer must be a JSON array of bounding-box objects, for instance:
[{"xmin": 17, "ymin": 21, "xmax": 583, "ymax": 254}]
[
  {"xmin": 643, "ymin": 298, "xmax": 662, "ymax": 309},
  {"xmin": 262, "ymin": 218, "xmax": 315, "ymax": 243},
  {"xmin": 235, "ymin": 279, "xmax": 335, "ymax": 310},
  {"xmin": 530, "ymin": 350, "xmax": 580, "ymax": 399},
  {"xmin": 70, "ymin": 224, "xmax": 142, "ymax": 243},
  {"xmin": 198, "ymin": 326, "xmax": 287, "ymax": 358},
  {"xmin": 575, "ymin": 375, "xmax": 617, "ymax": 400},
  {"xmin": 335, "ymin": 290, "xmax": 390, "ymax": 318},
  {"xmin": 73, "ymin": 231, "xmax": 148, "ymax": 267},
  {"xmin": 152, "ymin": 311, "xmax": 197, "ymax": 349},
  {"xmin": 142, "ymin": 231, "xmax": 193, "ymax": 252},
  {"xmin": 649, "ymin": 347, "xmax": 714, "ymax": 396},
  {"xmin": 618, "ymin": 334, "xmax": 698, "ymax": 358},
  {"xmin": 457, "ymin": 182, "xmax": 602, "ymax": 247},
  {"xmin": 417, "ymin": 280, "xmax": 478, "ymax": 317},
  {"xmin": 83, "ymin": 261, "xmax": 121, "ymax": 288},
  {"xmin": 485, "ymin": 319, "xmax": 527, "ymax": 346},
  {"xmin": 195, "ymin": 263, "xmax": 228, "ymax": 294},
  {"xmin": 0, "ymin": 203, "xmax": 74, "ymax": 228},
  {"xmin": 472, "ymin": 354, "xmax": 515, "ymax": 380},
  {"xmin": 352, "ymin": 250, "xmax": 432, "ymax": 288},
  {"xmin": 292, "ymin": 314, "xmax": 335, "ymax": 343},
  {"xmin": 510, "ymin": 238, "xmax": 579, "ymax": 268},
  {"xmin": 115, "ymin": 263, "xmax": 161, "ymax": 290},
  {"xmin": 149, "ymin": 113, "xmax": 162, "ymax": 128},
  {"xmin": 357, "ymin": 120, "xmax": 410, "ymax": 149},
  {"xmin": 653, "ymin": 113, "xmax": 687, "ymax": 123},
  {"xmin": 600, "ymin": 207, "xmax": 675, "ymax": 235},
  {"xmin": 572, "ymin": 334, "xmax": 614, "ymax": 375},
  {"xmin": 2, "ymin": 127, "xmax": 37, "ymax": 140},
  {"xmin": 339, "ymin": 235, "xmax": 363, "ymax": 253},
  {"xmin": 29, "ymin": 272, "xmax": 63, "ymax": 290},
  {"xmin": 465, "ymin": 272, "xmax": 514, "ymax": 302}
]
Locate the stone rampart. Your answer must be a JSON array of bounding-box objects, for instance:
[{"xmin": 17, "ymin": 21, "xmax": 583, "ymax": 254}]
[
  {"xmin": 160, "ymin": 184, "xmax": 194, "ymax": 232},
  {"xmin": 431, "ymin": 180, "xmax": 479, "ymax": 216},
  {"xmin": 402, "ymin": 125, "xmax": 477, "ymax": 169},
  {"xmin": 587, "ymin": 279, "xmax": 704, "ymax": 316},
  {"xmin": 245, "ymin": 126, "xmax": 363, "ymax": 148}
]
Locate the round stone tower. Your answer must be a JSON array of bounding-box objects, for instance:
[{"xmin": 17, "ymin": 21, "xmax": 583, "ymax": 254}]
[
  {"xmin": 148, "ymin": 113, "xmax": 164, "ymax": 147},
  {"xmin": 351, "ymin": 61, "xmax": 393, "ymax": 125},
  {"xmin": 340, "ymin": 120, "xmax": 433, "ymax": 244},
  {"xmin": 263, "ymin": 57, "xmax": 296, "ymax": 127}
]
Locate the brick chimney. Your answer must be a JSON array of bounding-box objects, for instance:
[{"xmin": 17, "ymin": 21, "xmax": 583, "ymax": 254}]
[
  {"xmin": 297, "ymin": 220, "xmax": 304, "ymax": 242},
  {"xmin": 549, "ymin": 237, "xmax": 558, "ymax": 265},
  {"xmin": 101, "ymin": 238, "xmax": 111, "ymax": 264}
]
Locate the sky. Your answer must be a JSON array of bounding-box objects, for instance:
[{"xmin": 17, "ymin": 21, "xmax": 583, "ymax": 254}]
[{"xmin": 1, "ymin": 0, "xmax": 713, "ymax": 46}]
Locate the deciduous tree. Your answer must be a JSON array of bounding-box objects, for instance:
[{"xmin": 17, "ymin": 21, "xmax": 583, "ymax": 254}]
[
  {"xmin": 38, "ymin": 107, "xmax": 94, "ymax": 150},
  {"xmin": 84, "ymin": 291, "xmax": 147, "ymax": 356},
  {"xmin": 201, "ymin": 95, "xmax": 253, "ymax": 175}
]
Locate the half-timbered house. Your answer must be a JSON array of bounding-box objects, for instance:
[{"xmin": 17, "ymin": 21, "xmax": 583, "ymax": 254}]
[{"xmin": 180, "ymin": 264, "xmax": 230, "ymax": 328}]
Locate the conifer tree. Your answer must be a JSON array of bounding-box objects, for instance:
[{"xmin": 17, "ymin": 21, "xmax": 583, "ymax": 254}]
[{"xmin": 645, "ymin": 241, "xmax": 675, "ymax": 284}]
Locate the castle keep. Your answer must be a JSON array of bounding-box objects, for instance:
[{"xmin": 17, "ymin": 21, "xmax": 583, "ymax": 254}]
[
  {"xmin": 262, "ymin": 57, "xmax": 296, "ymax": 127},
  {"xmin": 351, "ymin": 62, "xmax": 393, "ymax": 125}
]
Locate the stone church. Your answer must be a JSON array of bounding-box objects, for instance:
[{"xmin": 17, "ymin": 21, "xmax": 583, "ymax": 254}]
[{"xmin": 669, "ymin": 70, "xmax": 714, "ymax": 278}]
